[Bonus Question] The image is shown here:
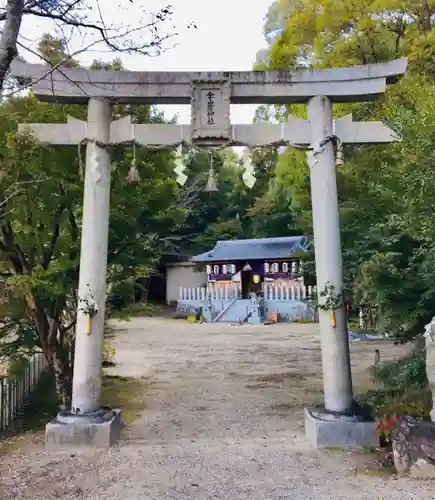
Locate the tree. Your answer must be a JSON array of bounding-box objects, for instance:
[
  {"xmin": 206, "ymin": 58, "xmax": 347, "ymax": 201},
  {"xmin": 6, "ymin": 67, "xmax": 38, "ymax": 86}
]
[
  {"xmin": 0, "ymin": 39, "xmax": 187, "ymax": 407},
  {"xmin": 0, "ymin": 0, "xmax": 196, "ymax": 91},
  {"xmin": 261, "ymin": 0, "xmax": 435, "ymax": 337},
  {"xmin": 174, "ymin": 145, "xmax": 303, "ymax": 255},
  {"xmin": 264, "ymin": 0, "xmax": 435, "ymax": 72}
]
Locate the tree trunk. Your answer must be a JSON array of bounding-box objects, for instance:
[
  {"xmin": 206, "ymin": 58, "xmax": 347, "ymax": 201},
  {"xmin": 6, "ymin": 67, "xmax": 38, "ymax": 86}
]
[
  {"xmin": 0, "ymin": 0, "xmax": 24, "ymax": 92},
  {"xmin": 25, "ymin": 292, "xmax": 74, "ymax": 411},
  {"xmin": 420, "ymin": 1, "xmax": 432, "ymax": 32},
  {"xmin": 51, "ymin": 346, "xmax": 73, "ymax": 411}
]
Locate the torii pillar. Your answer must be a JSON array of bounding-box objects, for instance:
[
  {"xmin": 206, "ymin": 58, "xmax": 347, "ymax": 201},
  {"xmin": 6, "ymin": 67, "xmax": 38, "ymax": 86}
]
[{"xmin": 10, "ymin": 58, "xmax": 407, "ymax": 450}]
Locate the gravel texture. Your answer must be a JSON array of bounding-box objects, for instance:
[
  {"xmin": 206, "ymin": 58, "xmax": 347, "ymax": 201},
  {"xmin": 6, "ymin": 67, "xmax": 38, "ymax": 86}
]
[{"xmin": 0, "ymin": 318, "xmax": 432, "ymax": 499}]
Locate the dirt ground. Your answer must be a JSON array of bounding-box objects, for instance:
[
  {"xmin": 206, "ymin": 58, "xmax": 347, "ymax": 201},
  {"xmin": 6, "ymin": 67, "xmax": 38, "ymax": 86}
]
[{"xmin": 0, "ymin": 318, "xmax": 432, "ymax": 499}]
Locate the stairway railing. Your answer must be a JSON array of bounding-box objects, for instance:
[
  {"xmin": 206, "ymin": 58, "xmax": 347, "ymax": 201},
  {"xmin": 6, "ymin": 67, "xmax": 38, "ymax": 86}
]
[{"xmin": 212, "ymin": 298, "xmax": 238, "ymax": 323}]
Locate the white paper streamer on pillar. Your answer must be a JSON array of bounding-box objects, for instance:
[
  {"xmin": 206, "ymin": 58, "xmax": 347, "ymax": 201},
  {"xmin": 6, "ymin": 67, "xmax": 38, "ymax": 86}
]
[
  {"xmin": 241, "ymin": 149, "xmax": 256, "ymax": 189},
  {"xmin": 173, "ymin": 144, "xmax": 188, "ymax": 186},
  {"xmin": 126, "ymin": 122, "xmax": 141, "ymax": 183}
]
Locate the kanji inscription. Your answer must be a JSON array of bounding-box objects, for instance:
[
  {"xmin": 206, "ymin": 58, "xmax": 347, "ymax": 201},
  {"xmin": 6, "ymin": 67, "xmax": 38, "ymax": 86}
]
[{"xmin": 191, "ymin": 80, "xmax": 231, "ymax": 146}]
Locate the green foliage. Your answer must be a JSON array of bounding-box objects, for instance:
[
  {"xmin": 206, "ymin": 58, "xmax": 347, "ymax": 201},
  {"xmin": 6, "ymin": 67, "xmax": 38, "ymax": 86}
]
[
  {"xmin": 102, "ymin": 339, "xmax": 116, "ymax": 366},
  {"xmin": 176, "ymin": 145, "xmax": 303, "ymax": 256},
  {"xmin": 372, "ymin": 347, "xmax": 428, "ymax": 392},
  {"xmin": 378, "ymin": 390, "xmax": 432, "ymax": 420},
  {"xmin": 6, "ymin": 355, "xmax": 30, "ymax": 378},
  {"xmin": 261, "ymin": 0, "xmax": 435, "ymax": 338},
  {"xmin": 0, "ymin": 37, "xmax": 188, "ymax": 407},
  {"xmin": 361, "ymin": 387, "xmax": 432, "ymax": 421},
  {"xmin": 107, "ymin": 278, "xmax": 137, "ymax": 312},
  {"xmin": 359, "ymin": 348, "xmax": 431, "ymax": 421},
  {"xmin": 111, "ymin": 302, "xmax": 164, "ymax": 319},
  {"xmin": 11, "ymin": 372, "xmax": 147, "ymax": 434}
]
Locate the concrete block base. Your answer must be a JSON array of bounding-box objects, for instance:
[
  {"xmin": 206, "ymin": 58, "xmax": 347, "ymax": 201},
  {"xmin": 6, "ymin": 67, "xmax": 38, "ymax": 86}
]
[
  {"xmin": 45, "ymin": 407, "xmax": 122, "ymax": 450},
  {"xmin": 304, "ymin": 407, "xmax": 378, "ymax": 449}
]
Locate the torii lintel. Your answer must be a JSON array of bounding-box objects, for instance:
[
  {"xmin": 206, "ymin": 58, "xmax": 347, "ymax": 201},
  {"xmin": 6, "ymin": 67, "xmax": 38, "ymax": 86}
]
[{"xmin": 10, "ymin": 58, "xmax": 408, "ymax": 105}]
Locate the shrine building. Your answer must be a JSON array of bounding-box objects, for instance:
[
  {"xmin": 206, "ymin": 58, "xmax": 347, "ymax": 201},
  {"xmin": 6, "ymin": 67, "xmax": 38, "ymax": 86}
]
[{"xmin": 177, "ymin": 236, "xmax": 317, "ymax": 323}]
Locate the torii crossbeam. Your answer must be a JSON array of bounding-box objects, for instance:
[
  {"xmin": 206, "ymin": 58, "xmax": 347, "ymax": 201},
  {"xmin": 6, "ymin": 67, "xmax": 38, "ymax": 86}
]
[
  {"xmin": 17, "ymin": 113, "xmax": 397, "ymax": 147},
  {"xmin": 9, "ymin": 57, "xmax": 407, "ymax": 450}
]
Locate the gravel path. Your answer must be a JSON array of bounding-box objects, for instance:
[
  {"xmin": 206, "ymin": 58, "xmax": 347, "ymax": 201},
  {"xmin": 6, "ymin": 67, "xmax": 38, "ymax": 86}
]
[{"xmin": 0, "ymin": 318, "xmax": 432, "ymax": 499}]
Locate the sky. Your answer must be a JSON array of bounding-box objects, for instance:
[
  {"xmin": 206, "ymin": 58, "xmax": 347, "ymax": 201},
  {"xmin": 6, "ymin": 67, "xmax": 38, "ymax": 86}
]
[{"xmin": 16, "ymin": 0, "xmax": 273, "ymax": 125}]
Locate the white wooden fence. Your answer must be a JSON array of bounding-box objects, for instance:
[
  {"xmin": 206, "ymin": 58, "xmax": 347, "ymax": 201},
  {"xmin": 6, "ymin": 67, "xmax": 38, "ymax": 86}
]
[
  {"xmin": 179, "ymin": 285, "xmax": 241, "ymax": 302},
  {"xmin": 0, "ymin": 352, "xmax": 48, "ymax": 433},
  {"xmin": 263, "ymin": 284, "xmax": 317, "ymax": 301},
  {"xmin": 179, "ymin": 284, "xmax": 317, "ymax": 302}
]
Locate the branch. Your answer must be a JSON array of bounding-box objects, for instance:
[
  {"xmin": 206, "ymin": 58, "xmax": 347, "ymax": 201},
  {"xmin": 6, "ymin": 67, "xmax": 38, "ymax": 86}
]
[
  {"xmin": 1, "ymin": 1, "xmax": 196, "ymax": 94},
  {"xmin": 1, "ymin": 1, "xmax": 182, "ymax": 55},
  {"xmin": 42, "ymin": 203, "xmax": 66, "ymax": 269},
  {"xmin": 3, "ymin": 18, "xmax": 173, "ymax": 98},
  {"xmin": 1, "ymin": 220, "xmax": 29, "ymax": 273}
]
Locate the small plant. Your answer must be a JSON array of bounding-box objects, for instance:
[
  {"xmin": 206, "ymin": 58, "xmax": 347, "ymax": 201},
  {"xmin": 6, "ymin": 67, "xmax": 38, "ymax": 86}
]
[
  {"xmin": 102, "ymin": 339, "xmax": 116, "ymax": 367},
  {"xmin": 376, "ymin": 414, "xmax": 398, "ymax": 445}
]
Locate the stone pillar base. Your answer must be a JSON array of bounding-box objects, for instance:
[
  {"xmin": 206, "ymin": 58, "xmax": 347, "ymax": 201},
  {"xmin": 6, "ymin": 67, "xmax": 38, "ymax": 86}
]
[
  {"xmin": 45, "ymin": 407, "xmax": 122, "ymax": 450},
  {"xmin": 304, "ymin": 407, "xmax": 378, "ymax": 449}
]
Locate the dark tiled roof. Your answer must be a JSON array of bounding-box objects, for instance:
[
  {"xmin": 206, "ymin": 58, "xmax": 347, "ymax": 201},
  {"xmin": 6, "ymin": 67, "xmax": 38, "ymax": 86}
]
[{"xmin": 190, "ymin": 236, "xmax": 307, "ymax": 262}]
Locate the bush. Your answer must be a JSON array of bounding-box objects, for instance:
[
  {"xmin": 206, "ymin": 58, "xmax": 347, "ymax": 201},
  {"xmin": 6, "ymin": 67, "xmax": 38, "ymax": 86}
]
[
  {"xmin": 108, "ymin": 301, "xmax": 164, "ymax": 319},
  {"xmin": 106, "ymin": 279, "xmax": 136, "ymax": 311},
  {"xmin": 358, "ymin": 347, "xmax": 431, "ymax": 422},
  {"xmin": 372, "ymin": 347, "xmax": 427, "ymax": 391},
  {"xmin": 360, "ymin": 387, "xmax": 432, "ymax": 419}
]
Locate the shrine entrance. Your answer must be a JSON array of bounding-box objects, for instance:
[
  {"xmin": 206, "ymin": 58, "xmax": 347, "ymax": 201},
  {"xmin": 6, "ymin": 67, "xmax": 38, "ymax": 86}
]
[
  {"xmin": 241, "ymin": 267, "xmax": 262, "ymax": 298},
  {"xmin": 10, "ymin": 57, "xmax": 406, "ymax": 449}
]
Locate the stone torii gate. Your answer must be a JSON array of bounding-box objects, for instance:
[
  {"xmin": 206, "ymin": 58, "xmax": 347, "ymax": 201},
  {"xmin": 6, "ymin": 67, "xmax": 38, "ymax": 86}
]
[{"xmin": 10, "ymin": 58, "xmax": 407, "ymax": 449}]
